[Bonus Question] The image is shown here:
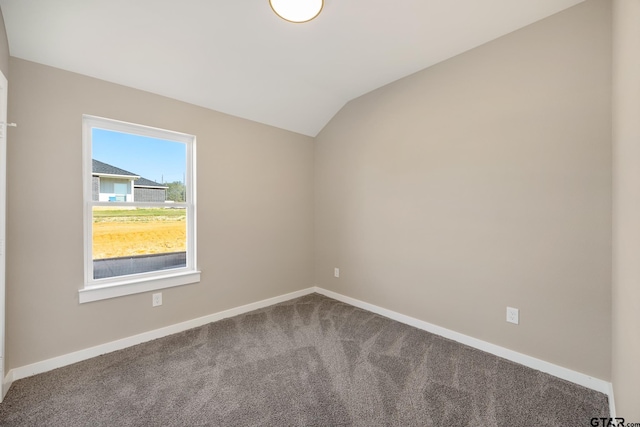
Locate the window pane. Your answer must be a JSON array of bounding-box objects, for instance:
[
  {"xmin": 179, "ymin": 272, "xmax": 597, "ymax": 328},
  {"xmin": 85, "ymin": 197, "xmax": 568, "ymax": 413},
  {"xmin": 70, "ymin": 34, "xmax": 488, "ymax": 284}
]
[
  {"xmin": 92, "ymin": 128, "xmax": 187, "ymax": 202},
  {"xmin": 100, "ymin": 180, "xmax": 114, "ymax": 193},
  {"xmin": 83, "ymin": 115, "xmax": 196, "ymax": 300},
  {"xmin": 92, "ymin": 207, "xmax": 187, "ymax": 279},
  {"xmin": 113, "ymin": 182, "xmax": 129, "ymax": 195}
]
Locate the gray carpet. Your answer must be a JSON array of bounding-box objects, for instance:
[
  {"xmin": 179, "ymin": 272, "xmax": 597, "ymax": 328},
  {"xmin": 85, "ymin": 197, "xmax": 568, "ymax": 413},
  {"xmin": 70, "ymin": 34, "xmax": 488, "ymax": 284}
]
[{"xmin": 0, "ymin": 293, "xmax": 609, "ymax": 426}]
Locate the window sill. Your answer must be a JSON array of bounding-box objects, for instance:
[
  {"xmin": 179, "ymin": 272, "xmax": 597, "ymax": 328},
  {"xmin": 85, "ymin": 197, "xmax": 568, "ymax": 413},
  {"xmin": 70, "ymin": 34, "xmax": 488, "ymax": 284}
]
[{"xmin": 78, "ymin": 270, "xmax": 201, "ymax": 303}]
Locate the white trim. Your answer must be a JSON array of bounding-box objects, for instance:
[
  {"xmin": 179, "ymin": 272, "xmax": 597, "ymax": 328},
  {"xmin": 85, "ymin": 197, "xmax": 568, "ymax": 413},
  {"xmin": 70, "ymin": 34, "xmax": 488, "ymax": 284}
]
[
  {"xmin": 84, "ymin": 115, "xmax": 196, "ymax": 144},
  {"xmin": 608, "ymin": 383, "xmax": 616, "ymax": 418},
  {"xmin": 314, "ymin": 287, "xmax": 613, "ymax": 396},
  {"xmin": 0, "ymin": 70, "xmax": 7, "ymax": 402},
  {"xmin": 6, "ymin": 287, "xmax": 316, "ymax": 383},
  {"xmin": 79, "ymin": 270, "xmax": 201, "ymax": 304}
]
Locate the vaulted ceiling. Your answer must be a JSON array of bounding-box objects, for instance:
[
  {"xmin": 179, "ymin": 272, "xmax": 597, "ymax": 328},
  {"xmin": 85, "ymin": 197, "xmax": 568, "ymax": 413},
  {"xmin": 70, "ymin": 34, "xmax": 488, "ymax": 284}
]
[{"xmin": 0, "ymin": 0, "xmax": 584, "ymax": 136}]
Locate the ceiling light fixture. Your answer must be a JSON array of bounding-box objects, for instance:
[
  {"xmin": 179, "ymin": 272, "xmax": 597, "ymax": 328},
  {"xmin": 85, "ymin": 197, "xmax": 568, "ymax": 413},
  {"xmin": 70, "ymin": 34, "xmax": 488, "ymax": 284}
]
[{"xmin": 269, "ymin": 0, "xmax": 323, "ymax": 23}]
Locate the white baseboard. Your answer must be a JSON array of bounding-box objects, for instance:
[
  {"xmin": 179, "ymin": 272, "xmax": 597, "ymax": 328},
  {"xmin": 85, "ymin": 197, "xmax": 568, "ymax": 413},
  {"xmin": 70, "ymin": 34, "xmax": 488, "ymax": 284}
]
[
  {"xmin": 2, "ymin": 285, "xmax": 616, "ymax": 416},
  {"xmin": 313, "ymin": 287, "xmax": 614, "ymax": 401},
  {"xmin": 4, "ymin": 287, "xmax": 316, "ymax": 386},
  {"xmin": 608, "ymin": 383, "xmax": 616, "ymax": 419}
]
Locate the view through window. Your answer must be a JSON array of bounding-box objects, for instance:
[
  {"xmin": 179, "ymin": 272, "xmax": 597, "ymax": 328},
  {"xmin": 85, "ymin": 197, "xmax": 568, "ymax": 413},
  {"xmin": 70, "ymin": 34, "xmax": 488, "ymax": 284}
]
[{"xmin": 82, "ymin": 116, "xmax": 197, "ymax": 300}]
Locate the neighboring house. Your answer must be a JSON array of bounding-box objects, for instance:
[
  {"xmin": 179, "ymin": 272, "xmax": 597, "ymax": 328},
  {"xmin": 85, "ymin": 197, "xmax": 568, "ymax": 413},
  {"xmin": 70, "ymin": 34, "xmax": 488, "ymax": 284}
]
[
  {"xmin": 92, "ymin": 159, "xmax": 167, "ymax": 202},
  {"xmin": 134, "ymin": 177, "xmax": 170, "ymax": 202}
]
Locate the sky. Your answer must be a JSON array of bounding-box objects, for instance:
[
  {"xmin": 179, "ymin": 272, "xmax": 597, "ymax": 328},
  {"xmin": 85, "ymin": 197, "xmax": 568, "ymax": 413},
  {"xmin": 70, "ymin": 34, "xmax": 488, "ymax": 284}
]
[{"xmin": 92, "ymin": 128, "xmax": 186, "ymax": 184}]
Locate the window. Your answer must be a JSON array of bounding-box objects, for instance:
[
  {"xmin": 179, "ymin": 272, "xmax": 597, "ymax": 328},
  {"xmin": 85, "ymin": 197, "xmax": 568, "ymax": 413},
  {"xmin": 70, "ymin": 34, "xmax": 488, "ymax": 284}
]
[{"xmin": 80, "ymin": 115, "xmax": 199, "ymax": 303}]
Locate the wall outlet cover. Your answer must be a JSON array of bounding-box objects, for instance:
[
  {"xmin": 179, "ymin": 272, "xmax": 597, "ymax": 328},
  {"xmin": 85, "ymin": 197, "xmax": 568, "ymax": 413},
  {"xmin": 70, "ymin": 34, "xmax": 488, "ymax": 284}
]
[{"xmin": 152, "ymin": 293, "xmax": 163, "ymax": 307}]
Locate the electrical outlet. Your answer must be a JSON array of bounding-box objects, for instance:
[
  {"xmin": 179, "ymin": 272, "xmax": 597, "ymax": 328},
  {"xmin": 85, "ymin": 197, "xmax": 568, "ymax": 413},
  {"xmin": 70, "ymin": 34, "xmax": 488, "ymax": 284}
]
[
  {"xmin": 334, "ymin": 268, "xmax": 340, "ymax": 278},
  {"xmin": 506, "ymin": 307, "xmax": 519, "ymax": 324},
  {"xmin": 152, "ymin": 293, "xmax": 162, "ymax": 307}
]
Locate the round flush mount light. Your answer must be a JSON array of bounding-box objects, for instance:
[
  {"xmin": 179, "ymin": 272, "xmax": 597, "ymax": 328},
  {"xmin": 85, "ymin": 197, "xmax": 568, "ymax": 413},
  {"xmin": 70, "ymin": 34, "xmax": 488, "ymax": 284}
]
[{"xmin": 269, "ymin": 0, "xmax": 324, "ymax": 23}]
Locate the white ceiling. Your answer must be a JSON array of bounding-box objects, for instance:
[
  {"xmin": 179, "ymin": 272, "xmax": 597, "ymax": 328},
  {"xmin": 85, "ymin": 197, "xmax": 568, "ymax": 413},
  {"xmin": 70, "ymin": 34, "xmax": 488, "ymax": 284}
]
[{"xmin": 0, "ymin": 0, "xmax": 584, "ymax": 136}]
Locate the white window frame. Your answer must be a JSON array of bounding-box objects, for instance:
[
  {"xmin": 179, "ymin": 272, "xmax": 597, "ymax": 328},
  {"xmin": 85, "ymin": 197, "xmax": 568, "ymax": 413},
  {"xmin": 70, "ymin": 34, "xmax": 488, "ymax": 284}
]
[{"xmin": 80, "ymin": 115, "xmax": 199, "ymax": 303}]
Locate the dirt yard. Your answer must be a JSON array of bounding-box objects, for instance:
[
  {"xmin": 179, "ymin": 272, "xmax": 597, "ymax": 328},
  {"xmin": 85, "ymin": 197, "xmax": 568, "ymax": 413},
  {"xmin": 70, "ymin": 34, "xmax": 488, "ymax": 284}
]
[{"xmin": 92, "ymin": 209, "xmax": 186, "ymax": 259}]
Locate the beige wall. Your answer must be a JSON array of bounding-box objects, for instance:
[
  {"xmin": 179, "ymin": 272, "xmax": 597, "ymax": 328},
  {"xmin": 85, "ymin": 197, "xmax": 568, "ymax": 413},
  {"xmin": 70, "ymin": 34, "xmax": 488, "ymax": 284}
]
[
  {"xmin": 0, "ymin": 8, "xmax": 8, "ymax": 78},
  {"xmin": 5, "ymin": 58, "xmax": 314, "ymax": 371},
  {"xmin": 315, "ymin": 0, "xmax": 612, "ymax": 380},
  {"xmin": 612, "ymin": 0, "xmax": 640, "ymax": 418}
]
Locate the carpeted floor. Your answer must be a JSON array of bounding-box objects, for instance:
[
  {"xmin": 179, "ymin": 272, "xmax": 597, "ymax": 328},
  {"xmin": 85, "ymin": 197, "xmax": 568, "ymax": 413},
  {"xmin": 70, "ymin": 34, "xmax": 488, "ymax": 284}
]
[{"xmin": 0, "ymin": 293, "xmax": 609, "ymax": 426}]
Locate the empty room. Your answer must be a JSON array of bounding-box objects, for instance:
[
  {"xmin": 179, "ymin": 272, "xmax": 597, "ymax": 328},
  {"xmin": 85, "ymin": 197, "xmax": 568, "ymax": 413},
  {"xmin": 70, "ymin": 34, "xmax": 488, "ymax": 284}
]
[{"xmin": 0, "ymin": 0, "xmax": 638, "ymax": 425}]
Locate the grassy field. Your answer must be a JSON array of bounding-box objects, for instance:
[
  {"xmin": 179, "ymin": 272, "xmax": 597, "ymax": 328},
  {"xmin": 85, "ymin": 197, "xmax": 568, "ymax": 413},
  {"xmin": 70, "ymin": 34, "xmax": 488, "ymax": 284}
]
[{"xmin": 93, "ymin": 208, "xmax": 186, "ymax": 259}]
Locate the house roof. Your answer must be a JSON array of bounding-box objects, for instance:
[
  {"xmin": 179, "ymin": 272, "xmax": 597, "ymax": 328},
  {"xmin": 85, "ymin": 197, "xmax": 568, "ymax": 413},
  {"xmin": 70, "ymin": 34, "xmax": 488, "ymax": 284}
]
[
  {"xmin": 92, "ymin": 159, "xmax": 139, "ymax": 178},
  {"xmin": 135, "ymin": 177, "xmax": 168, "ymax": 189},
  {"xmin": 92, "ymin": 159, "xmax": 167, "ymax": 189}
]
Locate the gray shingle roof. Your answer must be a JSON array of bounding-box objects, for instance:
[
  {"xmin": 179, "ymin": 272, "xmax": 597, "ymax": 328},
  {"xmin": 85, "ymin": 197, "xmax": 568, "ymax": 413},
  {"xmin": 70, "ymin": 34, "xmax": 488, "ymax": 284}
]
[
  {"xmin": 135, "ymin": 177, "xmax": 168, "ymax": 189},
  {"xmin": 92, "ymin": 159, "xmax": 139, "ymax": 177},
  {"xmin": 92, "ymin": 159, "xmax": 166, "ymax": 188}
]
